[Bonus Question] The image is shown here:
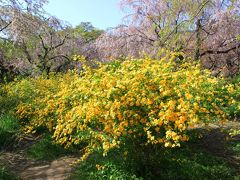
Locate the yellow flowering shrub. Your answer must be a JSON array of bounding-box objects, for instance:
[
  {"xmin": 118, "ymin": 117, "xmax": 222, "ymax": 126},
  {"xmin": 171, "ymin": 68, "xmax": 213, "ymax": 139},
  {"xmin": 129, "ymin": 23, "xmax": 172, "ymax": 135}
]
[{"xmin": 6, "ymin": 52, "xmax": 237, "ymax": 159}]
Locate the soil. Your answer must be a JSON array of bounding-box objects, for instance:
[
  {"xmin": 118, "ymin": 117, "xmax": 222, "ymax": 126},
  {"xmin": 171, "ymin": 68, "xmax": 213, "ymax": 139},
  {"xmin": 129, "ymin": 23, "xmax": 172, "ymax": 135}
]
[
  {"xmin": 0, "ymin": 134, "xmax": 79, "ymax": 180},
  {"xmin": 197, "ymin": 121, "xmax": 240, "ymax": 172}
]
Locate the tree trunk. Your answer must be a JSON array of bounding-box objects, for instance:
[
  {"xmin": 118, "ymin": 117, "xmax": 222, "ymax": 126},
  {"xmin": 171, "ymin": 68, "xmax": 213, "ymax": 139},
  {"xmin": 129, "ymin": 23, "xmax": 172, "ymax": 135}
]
[{"xmin": 194, "ymin": 19, "xmax": 201, "ymax": 60}]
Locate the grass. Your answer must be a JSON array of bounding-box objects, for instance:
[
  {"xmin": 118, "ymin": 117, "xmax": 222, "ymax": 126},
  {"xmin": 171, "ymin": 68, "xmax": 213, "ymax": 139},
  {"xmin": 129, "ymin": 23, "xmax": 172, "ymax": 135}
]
[
  {"xmin": 71, "ymin": 132, "xmax": 240, "ymax": 180},
  {"xmin": 0, "ymin": 114, "xmax": 19, "ymax": 150},
  {"xmin": 0, "ymin": 114, "xmax": 20, "ymax": 179},
  {"xmin": 70, "ymin": 150, "xmax": 137, "ymax": 180},
  {"xmin": 27, "ymin": 133, "xmax": 77, "ymax": 161},
  {"xmin": 149, "ymin": 145, "xmax": 235, "ymax": 180},
  {"xmin": 232, "ymin": 141, "xmax": 240, "ymax": 155},
  {"xmin": 0, "ymin": 164, "xmax": 19, "ymax": 180},
  {"xmin": 228, "ymin": 135, "xmax": 240, "ymax": 156}
]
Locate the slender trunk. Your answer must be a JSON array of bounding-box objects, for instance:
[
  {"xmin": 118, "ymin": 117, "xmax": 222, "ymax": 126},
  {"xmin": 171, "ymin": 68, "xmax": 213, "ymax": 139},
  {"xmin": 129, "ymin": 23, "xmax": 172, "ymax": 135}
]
[{"xmin": 194, "ymin": 19, "xmax": 201, "ymax": 60}]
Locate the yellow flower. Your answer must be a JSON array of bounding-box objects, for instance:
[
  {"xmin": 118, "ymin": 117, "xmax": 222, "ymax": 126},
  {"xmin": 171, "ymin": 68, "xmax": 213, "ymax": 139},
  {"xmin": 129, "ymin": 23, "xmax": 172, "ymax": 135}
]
[
  {"xmin": 96, "ymin": 164, "xmax": 105, "ymax": 171},
  {"xmin": 185, "ymin": 93, "xmax": 192, "ymax": 100}
]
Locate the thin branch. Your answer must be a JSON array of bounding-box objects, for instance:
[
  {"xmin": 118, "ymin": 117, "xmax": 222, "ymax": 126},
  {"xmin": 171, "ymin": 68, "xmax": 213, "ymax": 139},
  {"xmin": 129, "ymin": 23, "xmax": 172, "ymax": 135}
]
[
  {"xmin": 49, "ymin": 55, "xmax": 70, "ymax": 61},
  {"xmin": 0, "ymin": 21, "xmax": 12, "ymax": 32},
  {"xmin": 200, "ymin": 43, "xmax": 240, "ymax": 56},
  {"xmin": 49, "ymin": 35, "xmax": 67, "ymax": 51},
  {"xmin": 38, "ymin": 34, "xmax": 48, "ymax": 50}
]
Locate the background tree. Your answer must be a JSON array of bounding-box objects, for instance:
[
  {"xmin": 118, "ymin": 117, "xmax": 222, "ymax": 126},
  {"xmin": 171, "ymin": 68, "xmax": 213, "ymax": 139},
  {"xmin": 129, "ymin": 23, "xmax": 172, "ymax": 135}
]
[
  {"xmin": 0, "ymin": 0, "xmax": 49, "ymax": 80},
  {"xmin": 0, "ymin": 1, "xmax": 104, "ymax": 77},
  {"xmin": 96, "ymin": 0, "xmax": 240, "ymax": 75},
  {"xmin": 67, "ymin": 22, "xmax": 103, "ymax": 61}
]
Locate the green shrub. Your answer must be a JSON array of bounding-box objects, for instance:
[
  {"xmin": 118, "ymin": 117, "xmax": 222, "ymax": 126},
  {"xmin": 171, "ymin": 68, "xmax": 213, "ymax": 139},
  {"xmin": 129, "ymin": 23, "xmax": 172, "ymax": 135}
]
[
  {"xmin": 8, "ymin": 53, "xmax": 237, "ymax": 160},
  {"xmin": 0, "ymin": 115, "xmax": 19, "ymax": 150},
  {"xmin": 72, "ymin": 141, "xmax": 238, "ymax": 180}
]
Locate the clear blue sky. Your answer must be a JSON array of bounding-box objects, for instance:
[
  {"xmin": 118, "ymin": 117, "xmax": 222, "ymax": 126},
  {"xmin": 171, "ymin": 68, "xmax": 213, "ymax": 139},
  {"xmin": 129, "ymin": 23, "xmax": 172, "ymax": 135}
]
[{"xmin": 44, "ymin": 0, "xmax": 125, "ymax": 30}]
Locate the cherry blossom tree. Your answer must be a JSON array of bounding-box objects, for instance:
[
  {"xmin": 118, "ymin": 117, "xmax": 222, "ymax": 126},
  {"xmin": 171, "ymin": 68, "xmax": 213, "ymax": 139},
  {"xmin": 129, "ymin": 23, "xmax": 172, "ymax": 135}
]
[
  {"xmin": 0, "ymin": 0, "xmax": 78, "ymax": 76},
  {"xmin": 0, "ymin": 0, "xmax": 49, "ymax": 79},
  {"xmin": 96, "ymin": 0, "xmax": 240, "ymax": 75}
]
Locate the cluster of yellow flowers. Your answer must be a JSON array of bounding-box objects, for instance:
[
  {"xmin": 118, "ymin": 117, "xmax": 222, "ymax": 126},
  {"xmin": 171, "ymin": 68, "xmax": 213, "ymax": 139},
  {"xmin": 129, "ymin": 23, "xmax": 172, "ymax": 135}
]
[
  {"xmin": 6, "ymin": 51, "xmax": 237, "ymax": 159},
  {"xmin": 72, "ymin": 55, "xmax": 86, "ymax": 62}
]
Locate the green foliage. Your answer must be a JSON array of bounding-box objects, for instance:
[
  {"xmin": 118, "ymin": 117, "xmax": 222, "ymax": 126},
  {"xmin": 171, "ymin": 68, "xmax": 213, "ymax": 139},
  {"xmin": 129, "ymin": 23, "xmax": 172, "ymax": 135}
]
[
  {"xmin": 0, "ymin": 40, "xmax": 22, "ymax": 60},
  {"xmin": 226, "ymin": 75, "xmax": 240, "ymax": 119},
  {"xmin": 0, "ymin": 115, "xmax": 19, "ymax": 150},
  {"xmin": 228, "ymin": 137, "xmax": 240, "ymax": 156},
  {"xmin": 27, "ymin": 133, "xmax": 75, "ymax": 161},
  {"xmin": 0, "ymin": 85, "xmax": 18, "ymax": 114},
  {"xmin": 232, "ymin": 142, "xmax": 240, "ymax": 156},
  {"xmin": 73, "ymin": 22, "xmax": 103, "ymax": 42},
  {"xmin": 72, "ymin": 141, "xmax": 238, "ymax": 180},
  {"xmin": 236, "ymin": 35, "xmax": 240, "ymax": 41},
  {"xmin": 0, "ymin": 165, "xmax": 18, "ymax": 180},
  {"xmin": 70, "ymin": 150, "xmax": 139, "ymax": 180},
  {"xmin": 146, "ymin": 145, "xmax": 234, "ymax": 180}
]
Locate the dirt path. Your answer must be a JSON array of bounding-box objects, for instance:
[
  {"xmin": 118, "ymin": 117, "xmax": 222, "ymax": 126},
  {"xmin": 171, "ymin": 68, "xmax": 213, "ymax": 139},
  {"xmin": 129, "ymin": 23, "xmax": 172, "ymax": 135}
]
[
  {"xmin": 195, "ymin": 121, "xmax": 240, "ymax": 173},
  {"xmin": 0, "ymin": 134, "xmax": 79, "ymax": 180},
  {"xmin": 20, "ymin": 156, "xmax": 78, "ymax": 180},
  {"xmin": 0, "ymin": 151, "xmax": 78, "ymax": 180}
]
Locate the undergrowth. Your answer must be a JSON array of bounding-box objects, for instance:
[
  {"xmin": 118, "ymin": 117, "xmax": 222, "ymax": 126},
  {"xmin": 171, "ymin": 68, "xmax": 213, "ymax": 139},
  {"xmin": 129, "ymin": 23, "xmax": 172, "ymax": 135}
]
[
  {"xmin": 71, "ymin": 137, "xmax": 239, "ymax": 180},
  {"xmin": 27, "ymin": 133, "xmax": 78, "ymax": 161},
  {"xmin": 0, "ymin": 115, "xmax": 19, "ymax": 150}
]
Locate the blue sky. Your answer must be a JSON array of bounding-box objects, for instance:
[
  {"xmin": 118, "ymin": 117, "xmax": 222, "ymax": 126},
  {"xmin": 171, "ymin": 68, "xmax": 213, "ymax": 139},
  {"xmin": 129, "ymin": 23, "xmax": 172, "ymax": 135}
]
[{"xmin": 44, "ymin": 0, "xmax": 125, "ymax": 30}]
